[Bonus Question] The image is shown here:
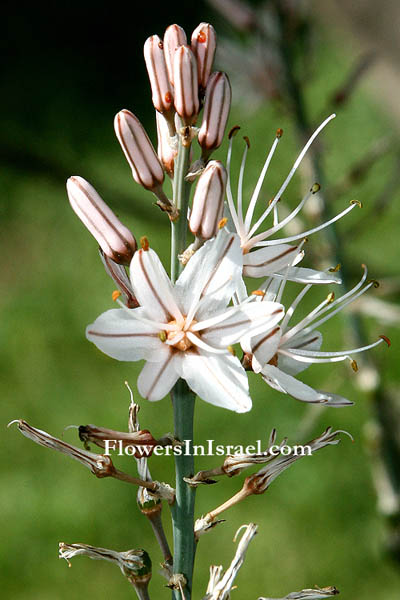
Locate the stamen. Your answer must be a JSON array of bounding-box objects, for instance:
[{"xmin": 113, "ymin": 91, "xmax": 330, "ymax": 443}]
[
  {"xmin": 276, "ymin": 238, "xmax": 307, "ymax": 304},
  {"xmin": 351, "ymin": 360, "xmax": 358, "ymax": 372},
  {"xmin": 226, "ymin": 135, "xmax": 241, "ymax": 233},
  {"xmin": 251, "ymin": 290, "xmax": 265, "ymax": 297},
  {"xmin": 281, "ymin": 284, "xmax": 312, "ymax": 331},
  {"xmin": 140, "ymin": 236, "xmax": 150, "ymax": 251},
  {"xmin": 112, "ymin": 290, "xmax": 121, "ymax": 302},
  {"xmin": 244, "ymin": 135, "xmax": 280, "ymax": 233},
  {"xmin": 237, "ymin": 139, "xmax": 250, "ymax": 235},
  {"xmin": 281, "ymin": 293, "xmax": 336, "ymax": 342},
  {"xmin": 379, "ymin": 335, "xmax": 391, "ymax": 347},
  {"xmin": 218, "ymin": 217, "xmax": 228, "ymax": 229},
  {"xmin": 159, "ymin": 331, "xmax": 167, "ymax": 342},
  {"xmin": 247, "ymin": 114, "xmax": 336, "ymax": 238},
  {"xmin": 252, "ymin": 202, "xmax": 358, "ymax": 247},
  {"xmin": 276, "ymin": 128, "xmax": 283, "ymax": 138},
  {"xmin": 329, "ymin": 263, "xmax": 341, "ymax": 273},
  {"xmin": 287, "ymin": 337, "xmax": 386, "ymax": 358},
  {"xmin": 279, "ymin": 349, "xmax": 354, "ymax": 364}
]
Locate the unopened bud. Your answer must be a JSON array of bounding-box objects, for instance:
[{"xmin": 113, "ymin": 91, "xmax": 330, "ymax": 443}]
[
  {"xmin": 163, "ymin": 24, "xmax": 187, "ymax": 86},
  {"xmin": 67, "ymin": 176, "xmax": 136, "ymax": 265},
  {"xmin": 156, "ymin": 111, "xmax": 177, "ymax": 178},
  {"xmin": 173, "ymin": 45, "xmax": 199, "ymax": 125},
  {"xmin": 143, "ymin": 35, "xmax": 174, "ymax": 119},
  {"xmin": 191, "ymin": 23, "xmax": 217, "ymax": 90},
  {"xmin": 198, "ymin": 72, "xmax": 231, "ymax": 156},
  {"xmin": 114, "ymin": 110, "xmax": 165, "ymax": 191},
  {"xmin": 189, "ymin": 161, "xmax": 226, "ymax": 240}
]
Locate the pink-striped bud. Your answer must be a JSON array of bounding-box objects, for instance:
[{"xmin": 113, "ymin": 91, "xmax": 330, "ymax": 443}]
[
  {"xmin": 198, "ymin": 72, "xmax": 231, "ymax": 155},
  {"xmin": 143, "ymin": 35, "xmax": 174, "ymax": 117},
  {"xmin": 173, "ymin": 45, "xmax": 199, "ymax": 126},
  {"xmin": 191, "ymin": 23, "xmax": 217, "ymax": 90},
  {"xmin": 189, "ymin": 160, "xmax": 226, "ymax": 240},
  {"xmin": 114, "ymin": 109, "xmax": 165, "ymax": 191},
  {"xmin": 156, "ymin": 111, "xmax": 177, "ymax": 178},
  {"xmin": 163, "ymin": 24, "xmax": 187, "ymax": 86},
  {"xmin": 67, "ymin": 176, "xmax": 136, "ymax": 265}
]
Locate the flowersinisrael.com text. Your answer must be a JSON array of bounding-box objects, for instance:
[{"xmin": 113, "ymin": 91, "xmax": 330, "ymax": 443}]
[{"xmin": 103, "ymin": 439, "xmax": 313, "ymax": 458}]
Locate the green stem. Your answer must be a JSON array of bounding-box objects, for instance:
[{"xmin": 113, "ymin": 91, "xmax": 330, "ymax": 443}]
[
  {"xmin": 171, "ymin": 137, "xmax": 192, "ymax": 283},
  {"xmin": 171, "ymin": 379, "xmax": 196, "ymax": 600}
]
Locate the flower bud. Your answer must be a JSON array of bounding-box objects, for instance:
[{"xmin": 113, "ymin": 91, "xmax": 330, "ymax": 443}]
[
  {"xmin": 114, "ymin": 109, "xmax": 165, "ymax": 191},
  {"xmin": 191, "ymin": 23, "xmax": 217, "ymax": 90},
  {"xmin": 143, "ymin": 35, "xmax": 174, "ymax": 118},
  {"xmin": 173, "ymin": 45, "xmax": 199, "ymax": 125},
  {"xmin": 198, "ymin": 72, "xmax": 231, "ymax": 155},
  {"xmin": 67, "ymin": 176, "xmax": 136, "ymax": 265},
  {"xmin": 163, "ymin": 24, "xmax": 187, "ymax": 86},
  {"xmin": 189, "ymin": 160, "xmax": 226, "ymax": 240},
  {"xmin": 156, "ymin": 111, "xmax": 177, "ymax": 178}
]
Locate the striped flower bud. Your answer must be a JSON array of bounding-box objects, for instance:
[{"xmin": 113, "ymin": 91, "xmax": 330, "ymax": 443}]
[
  {"xmin": 143, "ymin": 35, "xmax": 174, "ymax": 117},
  {"xmin": 198, "ymin": 72, "xmax": 231, "ymax": 155},
  {"xmin": 163, "ymin": 24, "xmax": 187, "ymax": 86},
  {"xmin": 173, "ymin": 45, "xmax": 199, "ymax": 126},
  {"xmin": 191, "ymin": 23, "xmax": 217, "ymax": 90},
  {"xmin": 156, "ymin": 111, "xmax": 177, "ymax": 178},
  {"xmin": 189, "ymin": 160, "xmax": 226, "ymax": 240},
  {"xmin": 114, "ymin": 109, "xmax": 165, "ymax": 191},
  {"xmin": 67, "ymin": 176, "xmax": 136, "ymax": 265}
]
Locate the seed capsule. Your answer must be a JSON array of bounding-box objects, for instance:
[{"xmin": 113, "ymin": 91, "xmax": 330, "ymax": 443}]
[
  {"xmin": 163, "ymin": 24, "xmax": 187, "ymax": 86},
  {"xmin": 189, "ymin": 160, "xmax": 227, "ymax": 240},
  {"xmin": 198, "ymin": 72, "xmax": 231, "ymax": 155},
  {"xmin": 143, "ymin": 35, "xmax": 174, "ymax": 117},
  {"xmin": 67, "ymin": 176, "xmax": 136, "ymax": 265},
  {"xmin": 173, "ymin": 45, "xmax": 199, "ymax": 126},
  {"xmin": 114, "ymin": 109, "xmax": 165, "ymax": 191},
  {"xmin": 191, "ymin": 23, "xmax": 217, "ymax": 90}
]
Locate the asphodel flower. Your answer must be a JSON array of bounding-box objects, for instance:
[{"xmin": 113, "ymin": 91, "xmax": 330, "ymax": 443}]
[
  {"xmin": 173, "ymin": 45, "xmax": 199, "ymax": 126},
  {"xmin": 241, "ymin": 266, "xmax": 390, "ymax": 405},
  {"xmin": 198, "ymin": 71, "xmax": 232, "ymax": 159},
  {"xmin": 191, "ymin": 23, "xmax": 217, "ymax": 91},
  {"xmin": 189, "ymin": 160, "xmax": 226, "ymax": 240},
  {"xmin": 86, "ymin": 229, "xmax": 284, "ymax": 413},
  {"xmin": 226, "ymin": 115, "xmax": 359, "ymax": 283},
  {"xmin": 163, "ymin": 24, "xmax": 187, "ymax": 86}
]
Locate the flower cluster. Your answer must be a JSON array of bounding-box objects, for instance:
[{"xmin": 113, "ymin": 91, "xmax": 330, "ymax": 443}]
[{"xmin": 67, "ymin": 21, "xmax": 388, "ymax": 414}]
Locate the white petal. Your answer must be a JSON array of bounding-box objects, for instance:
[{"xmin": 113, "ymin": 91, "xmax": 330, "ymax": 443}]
[
  {"xmin": 175, "ymin": 229, "xmax": 243, "ymax": 318},
  {"xmin": 178, "ymin": 351, "xmax": 252, "ymax": 413},
  {"xmin": 130, "ymin": 248, "xmax": 183, "ymax": 323},
  {"xmin": 86, "ymin": 308, "xmax": 163, "ymax": 362},
  {"xmin": 271, "ymin": 267, "xmax": 342, "ymax": 285},
  {"xmin": 243, "ymin": 245, "xmax": 301, "ymax": 278},
  {"xmin": 200, "ymin": 302, "xmax": 284, "ymax": 347},
  {"xmin": 250, "ymin": 326, "xmax": 282, "ymax": 373},
  {"xmin": 261, "ymin": 364, "xmax": 353, "ymax": 406},
  {"xmin": 137, "ymin": 350, "xmax": 181, "ymax": 401},
  {"xmin": 279, "ymin": 330, "xmax": 323, "ymax": 375}
]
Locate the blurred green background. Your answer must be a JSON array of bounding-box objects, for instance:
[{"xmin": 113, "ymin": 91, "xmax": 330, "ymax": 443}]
[{"xmin": 1, "ymin": 1, "xmax": 400, "ymax": 598}]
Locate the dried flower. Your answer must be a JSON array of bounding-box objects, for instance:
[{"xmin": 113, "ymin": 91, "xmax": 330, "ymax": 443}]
[
  {"xmin": 156, "ymin": 111, "xmax": 178, "ymax": 178},
  {"xmin": 258, "ymin": 586, "xmax": 340, "ymax": 600},
  {"xmin": 67, "ymin": 176, "xmax": 136, "ymax": 265}
]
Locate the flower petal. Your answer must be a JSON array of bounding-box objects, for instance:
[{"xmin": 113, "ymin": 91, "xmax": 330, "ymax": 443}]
[
  {"xmin": 243, "ymin": 244, "xmax": 301, "ymax": 278},
  {"xmin": 130, "ymin": 248, "xmax": 183, "ymax": 323},
  {"xmin": 175, "ymin": 228, "xmax": 243, "ymax": 318},
  {"xmin": 200, "ymin": 302, "xmax": 284, "ymax": 347},
  {"xmin": 178, "ymin": 351, "xmax": 252, "ymax": 413},
  {"xmin": 272, "ymin": 267, "xmax": 342, "ymax": 285},
  {"xmin": 261, "ymin": 364, "xmax": 353, "ymax": 406},
  {"xmin": 279, "ymin": 330, "xmax": 323, "ymax": 375},
  {"xmin": 250, "ymin": 326, "xmax": 282, "ymax": 373},
  {"xmin": 137, "ymin": 349, "xmax": 180, "ymax": 401},
  {"xmin": 86, "ymin": 308, "xmax": 162, "ymax": 362}
]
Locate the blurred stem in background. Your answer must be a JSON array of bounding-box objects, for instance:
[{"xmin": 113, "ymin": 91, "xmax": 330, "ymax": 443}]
[{"xmin": 209, "ymin": 0, "xmax": 400, "ymax": 561}]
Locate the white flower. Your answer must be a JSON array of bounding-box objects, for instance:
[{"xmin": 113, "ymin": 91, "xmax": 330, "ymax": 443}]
[
  {"xmin": 241, "ymin": 266, "xmax": 389, "ymax": 405},
  {"xmin": 86, "ymin": 229, "xmax": 284, "ymax": 413},
  {"xmin": 226, "ymin": 114, "xmax": 359, "ymax": 283}
]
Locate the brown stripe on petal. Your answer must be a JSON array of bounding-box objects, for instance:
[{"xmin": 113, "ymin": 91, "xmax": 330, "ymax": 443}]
[
  {"xmin": 201, "ymin": 235, "xmax": 235, "ymax": 298},
  {"xmin": 146, "ymin": 350, "xmax": 175, "ymax": 398},
  {"xmin": 291, "ymin": 335, "xmax": 320, "ymax": 350},
  {"xmin": 250, "ymin": 245, "xmax": 298, "ymax": 268},
  {"xmin": 87, "ymin": 331, "xmax": 159, "ymax": 338},
  {"xmin": 251, "ymin": 327, "xmax": 281, "ymax": 353},
  {"xmin": 204, "ymin": 317, "xmax": 251, "ymax": 334},
  {"xmin": 138, "ymin": 250, "xmax": 173, "ymax": 320}
]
